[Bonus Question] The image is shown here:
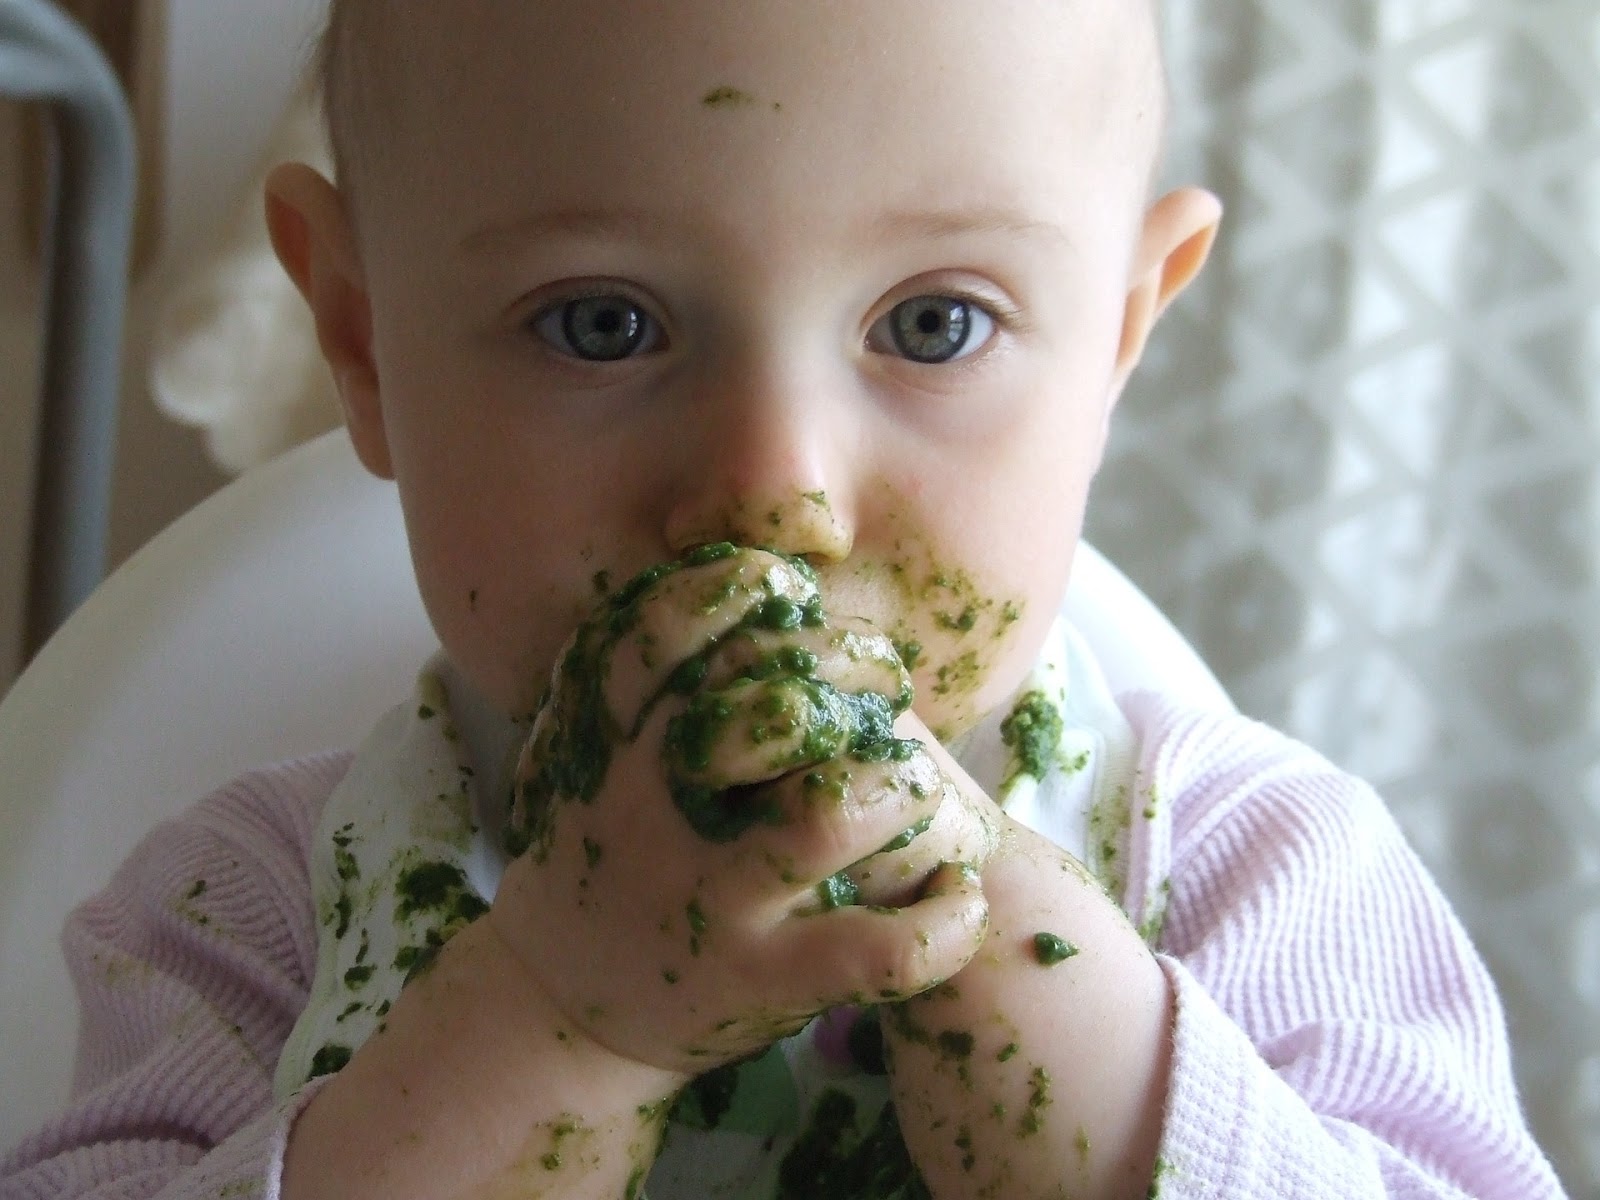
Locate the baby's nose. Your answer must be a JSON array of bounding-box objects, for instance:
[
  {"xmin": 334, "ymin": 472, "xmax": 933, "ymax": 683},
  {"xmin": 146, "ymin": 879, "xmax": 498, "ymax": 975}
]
[
  {"xmin": 663, "ymin": 400, "xmax": 854, "ymax": 564},
  {"xmin": 666, "ymin": 478, "xmax": 852, "ymax": 564}
]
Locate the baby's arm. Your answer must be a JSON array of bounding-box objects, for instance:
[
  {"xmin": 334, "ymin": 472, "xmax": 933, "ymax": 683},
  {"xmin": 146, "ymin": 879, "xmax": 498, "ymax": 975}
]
[
  {"xmin": 1119, "ymin": 694, "xmax": 1565, "ymax": 1198},
  {"xmin": 0, "ymin": 755, "xmax": 351, "ymax": 1200},
  {"xmin": 281, "ymin": 914, "xmax": 681, "ymax": 1200},
  {"xmin": 286, "ymin": 548, "xmax": 990, "ymax": 1200},
  {"xmin": 886, "ymin": 697, "xmax": 1570, "ymax": 1200},
  {"xmin": 879, "ymin": 739, "xmax": 1172, "ymax": 1200}
]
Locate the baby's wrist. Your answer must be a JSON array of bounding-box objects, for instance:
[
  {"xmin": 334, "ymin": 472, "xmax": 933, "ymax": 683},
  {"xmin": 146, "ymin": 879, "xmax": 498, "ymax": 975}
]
[
  {"xmin": 471, "ymin": 910, "xmax": 695, "ymax": 1094},
  {"xmin": 285, "ymin": 917, "xmax": 685, "ymax": 1200}
]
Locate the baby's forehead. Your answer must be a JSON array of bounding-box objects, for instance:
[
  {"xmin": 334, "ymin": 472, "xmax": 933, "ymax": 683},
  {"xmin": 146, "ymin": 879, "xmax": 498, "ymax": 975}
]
[{"xmin": 322, "ymin": 1, "xmax": 1165, "ymax": 204}]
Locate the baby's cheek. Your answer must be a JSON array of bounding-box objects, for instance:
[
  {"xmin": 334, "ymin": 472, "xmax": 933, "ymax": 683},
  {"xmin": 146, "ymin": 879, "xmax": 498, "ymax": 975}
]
[
  {"xmin": 818, "ymin": 537, "xmax": 1041, "ymax": 739},
  {"xmin": 433, "ymin": 580, "xmax": 591, "ymax": 720},
  {"xmin": 904, "ymin": 614, "xmax": 1033, "ymax": 739},
  {"xmin": 885, "ymin": 595, "xmax": 1034, "ymax": 741}
]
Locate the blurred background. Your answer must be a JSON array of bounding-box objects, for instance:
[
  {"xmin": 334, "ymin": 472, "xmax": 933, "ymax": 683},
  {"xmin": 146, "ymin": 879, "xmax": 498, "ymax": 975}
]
[
  {"xmin": 0, "ymin": 0, "xmax": 325, "ymax": 681},
  {"xmin": 1, "ymin": 1, "xmax": 1596, "ymax": 1194},
  {"xmin": 1090, "ymin": 1, "xmax": 1599, "ymax": 1192}
]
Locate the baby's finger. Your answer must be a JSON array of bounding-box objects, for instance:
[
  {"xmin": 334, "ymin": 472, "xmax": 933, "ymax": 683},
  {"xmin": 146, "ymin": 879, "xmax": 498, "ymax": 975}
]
[
  {"xmin": 667, "ymin": 728, "xmax": 937, "ymax": 852},
  {"xmin": 605, "ymin": 546, "xmax": 819, "ymax": 731},
  {"xmin": 699, "ymin": 618, "xmax": 910, "ymax": 709},
  {"xmin": 776, "ymin": 863, "xmax": 990, "ymax": 1006},
  {"xmin": 847, "ymin": 756, "xmax": 1001, "ymax": 908},
  {"xmin": 681, "ymin": 747, "xmax": 938, "ymax": 887},
  {"xmin": 664, "ymin": 673, "xmax": 910, "ymax": 792}
]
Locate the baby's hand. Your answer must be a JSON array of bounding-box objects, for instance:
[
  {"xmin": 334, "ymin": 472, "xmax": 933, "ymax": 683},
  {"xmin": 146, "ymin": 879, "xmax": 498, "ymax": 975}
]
[
  {"xmin": 487, "ymin": 545, "xmax": 990, "ymax": 1076},
  {"xmin": 671, "ymin": 608, "xmax": 1001, "ymax": 907},
  {"xmin": 880, "ymin": 810, "xmax": 1173, "ymax": 1199}
]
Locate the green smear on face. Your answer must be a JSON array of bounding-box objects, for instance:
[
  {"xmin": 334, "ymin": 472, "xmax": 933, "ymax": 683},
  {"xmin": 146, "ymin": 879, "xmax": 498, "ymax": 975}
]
[{"xmin": 702, "ymin": 84, "xmax": 757, "ymax": 108}]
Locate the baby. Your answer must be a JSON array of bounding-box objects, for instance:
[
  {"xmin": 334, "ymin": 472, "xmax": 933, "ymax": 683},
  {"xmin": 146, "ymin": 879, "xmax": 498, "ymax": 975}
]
[{"xmin": 0, "ymin": 2, "xmax": 1568, "ymax": 1199}]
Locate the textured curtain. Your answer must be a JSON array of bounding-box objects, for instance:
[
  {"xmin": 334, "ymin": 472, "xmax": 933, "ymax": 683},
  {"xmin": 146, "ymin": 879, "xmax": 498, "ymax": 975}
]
[{"xmin": 1087, "ymin": 2, "xmax": 1599, "ymax": 1192}]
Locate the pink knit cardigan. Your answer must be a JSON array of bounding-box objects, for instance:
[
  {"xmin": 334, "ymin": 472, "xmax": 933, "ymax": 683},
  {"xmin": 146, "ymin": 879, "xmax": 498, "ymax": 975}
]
[{"xmin": 0, "ymin": 693, "xmax": 1569, "ymax": 1199}]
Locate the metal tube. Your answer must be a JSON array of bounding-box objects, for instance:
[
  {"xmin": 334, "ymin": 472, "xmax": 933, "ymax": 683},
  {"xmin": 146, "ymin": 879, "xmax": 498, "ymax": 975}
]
[{"xmin": 1, "ymin": 0, "xmax": 137, "ymax": 660}]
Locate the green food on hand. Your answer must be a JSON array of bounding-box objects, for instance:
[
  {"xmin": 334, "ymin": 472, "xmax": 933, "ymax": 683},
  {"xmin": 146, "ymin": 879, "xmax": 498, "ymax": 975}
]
[
  {"xmin": 1031, "ymin": 931, "xmax": 1079, "ymax": 966},
  {"xmin": 506, "ymin": 543, "xmax": 921, "ymax": 854}
]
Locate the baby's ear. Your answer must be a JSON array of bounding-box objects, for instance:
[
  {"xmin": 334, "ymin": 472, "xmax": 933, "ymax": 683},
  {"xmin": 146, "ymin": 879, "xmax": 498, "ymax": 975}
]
[
  {"xmin": 1111, "ymin": 187, "xmax": 1222, "ymax": 396},
  {"xmin": 264, "ymin": 162, "xmax": 392, "ymax": 480}
]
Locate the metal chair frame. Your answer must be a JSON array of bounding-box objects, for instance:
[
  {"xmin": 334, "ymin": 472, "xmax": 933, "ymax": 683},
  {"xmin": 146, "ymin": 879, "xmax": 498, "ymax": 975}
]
[{"xmin": 1, "ymin": 0, "xmax": 137, "ymax": 659}]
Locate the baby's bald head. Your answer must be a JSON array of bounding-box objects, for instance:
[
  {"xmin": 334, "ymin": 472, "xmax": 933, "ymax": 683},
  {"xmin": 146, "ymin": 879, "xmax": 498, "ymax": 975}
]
[{"xmin": 315, "ymin": 1, "xmax": 1169, "ymax": 207}]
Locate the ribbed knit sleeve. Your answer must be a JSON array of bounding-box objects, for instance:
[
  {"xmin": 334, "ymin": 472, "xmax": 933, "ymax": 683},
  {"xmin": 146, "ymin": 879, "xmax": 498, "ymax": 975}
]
[
  {"xmin": 1119, "ymin": 691, "xmax": 1566, "ymax": 1199},
  {"xmin": 0, "ymin": 753, "xmax": 351, "ymax": 1200}
]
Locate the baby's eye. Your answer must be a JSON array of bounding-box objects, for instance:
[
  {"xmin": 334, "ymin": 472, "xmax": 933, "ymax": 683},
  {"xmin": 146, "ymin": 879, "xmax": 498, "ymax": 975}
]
[
  {"xmin": 530, "ymin": 294, "xmax": 664, "ymax": 362},
  {"xmin": 868, "ymin": 295, "xmax": 995, "ymax": 364}
]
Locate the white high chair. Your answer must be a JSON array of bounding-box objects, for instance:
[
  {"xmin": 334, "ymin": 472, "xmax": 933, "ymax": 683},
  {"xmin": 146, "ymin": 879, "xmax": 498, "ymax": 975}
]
[{"xmin": 0, "ymin": 429, "xmax": 1232, "ymax": 1150}]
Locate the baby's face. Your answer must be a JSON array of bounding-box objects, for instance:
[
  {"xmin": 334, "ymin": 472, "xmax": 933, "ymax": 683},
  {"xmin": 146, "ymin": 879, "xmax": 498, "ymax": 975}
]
[{"xmin": 343, "ymin": 1, "xmax": 1167, "ymax": 734}]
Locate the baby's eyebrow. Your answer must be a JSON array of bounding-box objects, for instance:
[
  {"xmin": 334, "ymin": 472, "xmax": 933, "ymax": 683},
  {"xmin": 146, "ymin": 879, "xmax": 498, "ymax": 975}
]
[
  {"xmin": 458, "ymin": 207, "xmax": 666, "ymax": 255},
  {"xmin": 866, "ymin": 206, "xmax": 1070, "ymax": 250},
  {"xmin": 457, "ymin": 204, "xmax": 1069, "ymax": 256}
]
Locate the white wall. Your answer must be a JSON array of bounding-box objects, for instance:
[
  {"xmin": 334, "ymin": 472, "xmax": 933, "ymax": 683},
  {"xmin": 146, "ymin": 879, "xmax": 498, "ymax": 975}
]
[{"xmin": 160, "ymin": 0, "xmax": 327, "ymax": 263}]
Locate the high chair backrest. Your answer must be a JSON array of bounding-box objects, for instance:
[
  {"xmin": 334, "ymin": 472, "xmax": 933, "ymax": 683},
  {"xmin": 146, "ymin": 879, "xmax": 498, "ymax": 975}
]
[{"xmin": 0, "ymin": 429, "xmax": 1231, "ymax": 1149}]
